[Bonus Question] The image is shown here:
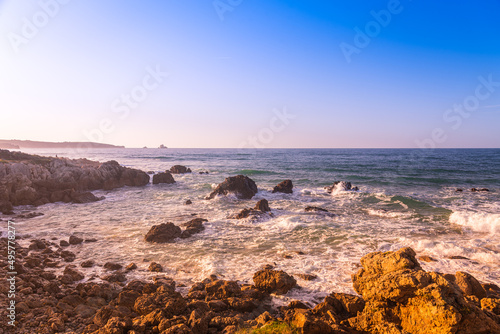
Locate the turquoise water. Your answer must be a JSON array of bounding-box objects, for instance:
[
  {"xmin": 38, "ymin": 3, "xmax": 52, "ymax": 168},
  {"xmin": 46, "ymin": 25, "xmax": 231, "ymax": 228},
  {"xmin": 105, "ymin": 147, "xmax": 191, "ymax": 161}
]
[{"xmin": 11, "ymin": 148, "xmax": 500, "ymax": 304}]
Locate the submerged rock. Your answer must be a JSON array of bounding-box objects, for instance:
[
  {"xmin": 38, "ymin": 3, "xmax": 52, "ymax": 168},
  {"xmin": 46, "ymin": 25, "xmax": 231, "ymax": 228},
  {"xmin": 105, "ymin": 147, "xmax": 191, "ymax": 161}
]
[
  {"xmin": 152, "ymin": 172, "xmax": 175, "ymax": 185},
  {"xmin": 272, "ymin": 180, "xmax": 293, "ymax": 194},
  {"xmin": 305, "ymin": 206, "xmax": 329, "ymax": 212},
  {"xmin": 169, "ymin": 165, "xmax": 192, "ymax": 174},
  {"xmin": 325, "ymin": 181, "xmax": 358, "ymax": 193},
  {"xmin": 180, "ymin": 218, "xmax": 208, "ymax": 238},
  {"xmin": 232, "ymin": 199, "xmax": 272, "ymax": 219},
  {"xmin": 144, "ymin": 223, "xmax": 182, "ymax": 243},
  {"xmin": 206, "ymin": 175, "xmax": 258, "ymax": 200}
]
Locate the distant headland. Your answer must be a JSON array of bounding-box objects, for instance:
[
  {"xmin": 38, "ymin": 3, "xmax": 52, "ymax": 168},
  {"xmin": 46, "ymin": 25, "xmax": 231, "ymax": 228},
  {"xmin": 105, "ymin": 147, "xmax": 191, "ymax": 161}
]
[{"xmin": 0, "ymin": 139, "xmax": 124, "ymax": 149}]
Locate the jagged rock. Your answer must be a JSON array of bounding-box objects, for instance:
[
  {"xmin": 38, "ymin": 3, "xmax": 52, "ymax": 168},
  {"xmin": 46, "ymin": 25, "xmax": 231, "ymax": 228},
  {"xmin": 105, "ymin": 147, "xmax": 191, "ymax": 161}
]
[
  {"xmin": 148, "ymin": 262, "xmax": 163, "ymax": 272},
  {"xmin": 180, "ymin": 218, "xmax": 208, "ymax": 238},
  {"xmin": 170, "ymin": 165, "xmax": 192, "ymax": 174},
  {"xmin": 349, "ymin": 247, "xmax": 500, "ymax": 334},
  {"xmin": 152, "ymin": 172, "xmax": 175, "ymax": 185},
  {"xmin": 185, "ymin": 199, "xmax": 192, "ymax": 205},
  {"xmin": 253, "ymin": 269, "xmax": 297, "ymax": 295},
  {"xmin": 144, "ymin": 223, "xmax": 182, "ymax": 243},
  {"xmin": 104, "ymin": 262, "xmax": 123, "ymax": 271},
  {"xmin": 126, "ymin": 263, "xmax": 137, "ymax": 271},
  {"xmin": 272, "ymin": 180, "xmax": 293, "ymax": 194},
  {"xmin": 0, "ymin": 150, "xmax": 150, "ymax": 208},
  {"xmin": 206, "ymin": 175, "xmax": 258, "ymax": 200},
  {"xmin": 81, "ymin": 260, "xmax": 95, "ymax": 268},
  {"xmin": 453, "ymin": 271, "xmax": 487, "ymax": 300},
  {"xmin": 325, "ymin": 181, "xmax": 356, "ymax": 193},
  {"xmin": 254, "ymin": 199, "xmax": 271, "ymax": 212}
]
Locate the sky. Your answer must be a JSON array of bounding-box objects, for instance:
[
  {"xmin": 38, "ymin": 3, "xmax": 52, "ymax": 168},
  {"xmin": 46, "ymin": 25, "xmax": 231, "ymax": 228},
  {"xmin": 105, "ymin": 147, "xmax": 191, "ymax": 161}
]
[{"xmin": 1, "ymin": 0, "xmax": 500, "ymax": 148}]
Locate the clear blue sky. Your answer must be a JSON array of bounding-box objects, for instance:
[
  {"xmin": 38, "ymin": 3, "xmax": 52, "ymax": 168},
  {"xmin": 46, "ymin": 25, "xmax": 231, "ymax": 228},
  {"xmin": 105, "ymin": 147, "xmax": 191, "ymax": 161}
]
[{"xmin": 1, "ymin": 0, "xmax": 499, "ymax": 148}]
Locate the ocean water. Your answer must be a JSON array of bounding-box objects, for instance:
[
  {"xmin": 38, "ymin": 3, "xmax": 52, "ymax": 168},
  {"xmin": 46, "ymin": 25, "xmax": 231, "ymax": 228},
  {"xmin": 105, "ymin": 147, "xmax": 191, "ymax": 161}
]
[{"xmin": 9, "ymin": 148, "xmax": 500, "ymax": 305}]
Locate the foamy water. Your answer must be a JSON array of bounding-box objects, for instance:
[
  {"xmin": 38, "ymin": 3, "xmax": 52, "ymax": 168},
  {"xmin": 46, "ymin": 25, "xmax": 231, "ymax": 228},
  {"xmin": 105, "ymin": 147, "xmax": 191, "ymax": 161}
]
[{"xmin": 5, "ymin": 148, "xmax": 500, "ymax": 305}]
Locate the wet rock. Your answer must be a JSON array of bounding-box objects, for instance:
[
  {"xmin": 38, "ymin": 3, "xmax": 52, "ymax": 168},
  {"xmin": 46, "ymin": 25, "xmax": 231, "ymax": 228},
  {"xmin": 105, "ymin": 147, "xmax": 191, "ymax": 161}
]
[
  {"xmin": 69, "ymin": 235, "xmax": 83, "ymax": 245},
  {"xmin": 305, "ymin": 206, "xmax": 328, "ymax": 212},
  {"xmin": 272, "ymin": 180, "xmax": 293, "ymax": 194},
  {"xmin": 254, "ymin": 199, "xmax": 271, "ymax": 212},
  {"xmin": 170, "ymin": 165, "xmax": 192, "ymax": 174},
  {"xmin": 295, "ymin": 273, "xmax": 317, "ymax": 281},
  {"xmin": 81, "ymin": 260, "xmax": 95, "ymax": 268},
  {"xmin": 144, "ymin": 223, "xmax": 182, "ymax": 243},
  {"xmin": 71, "ymin": 191, "xmax": 103, "ymax": 203},
  {"xmin": 60, "ymin": 240, "xmax": 70, "ymax": 247},
  {"xmin": 185, "ymin": 199, "xmax": 193, "ymax": 205},
  {"xmin": 148, "ymin": 262, "xmax": 163, "ymax": 272},
  {"xmin": 418, "ymin": 255, "xmax": 438, "ymax": 262},
  {"xmin": 61, "ymin": 265, "xmax": 85, "ymax": 283},
  {"xmin": 253, "ymin": 269, "xmax": 297, "ymax": 295},
  {"xmin": 206, "ymin": 175, "xmax": 258, "ymax": 200},
  {"xmin": 85, "ymin": 238, "xmax": 98, "ymax": 243},
  {"xmin": 181, "ymin": 218, "xmax": 208, "ymax": 238},
  {"xmin": 456, "ymin": 188, "xmax": 464, "ymax": 192},
  {"xmin": 16, "ymin": 211, "xmax": 44, "ymax": 219},
  {"xmin": 104, "ymin": 262, "xmax": 123, "ymax": 271},
  {"xmin": 126, "ymin": 263, "xmax": 137, "ymax": 271},
  {"xmin": 101, "ymin": 271, "xmax": 127, "ymax": 283},
  {"xmin": 325, "ymin": 181, "xmax": 357, "ymax": 193},
  {"xmin": 153, "ymin": 172, "xmax": 176, "ymax": 185}
]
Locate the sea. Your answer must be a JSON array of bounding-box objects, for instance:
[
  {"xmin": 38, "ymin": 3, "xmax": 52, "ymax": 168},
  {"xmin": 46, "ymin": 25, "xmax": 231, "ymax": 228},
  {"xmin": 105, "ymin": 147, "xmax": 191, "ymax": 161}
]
[{"xmin": 9, "ymin": 148, "xmax": 500, "ymax": 305}]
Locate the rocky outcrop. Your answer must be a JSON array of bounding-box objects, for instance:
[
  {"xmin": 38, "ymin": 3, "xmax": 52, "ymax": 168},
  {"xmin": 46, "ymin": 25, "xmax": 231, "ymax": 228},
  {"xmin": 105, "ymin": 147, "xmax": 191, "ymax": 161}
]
[
  {"xmin": 325, "ymin": 181, "xmax": 359, "ymax": 193},
  {"xmin": 232, "ymin": 199, "xmax": 272, "ymax": 219},
  {"xmin": 0, "ymin": 150, "xmax": 150, "ymax": 210},
  {"xmin": 206, "ymin": 175, "xmax": 258, "ymax": 200},
  {"xmin": 169, "ymin": 165, "xmax": 192, "ymax": 174},
  {"xmin": 348, "ymin": 247, "xmax": 500, "ymax": 334},
  {"xmin": 253, "ymin": 269, "xmax": 297, "ymax": 295},
  {"xmin": 152, "ymin": 172, "xmax": 175, "ymax": 185},
  {"xmin": 272, "ymin": 180, "xmax": 293, "ymax": 194},
  {"xmin": 180, "ymin": 218, "xmax": 208, "ymax": 238},
  {"xmin": 144, "ymin": 223, "xmax": 182, "ymax": 243}
]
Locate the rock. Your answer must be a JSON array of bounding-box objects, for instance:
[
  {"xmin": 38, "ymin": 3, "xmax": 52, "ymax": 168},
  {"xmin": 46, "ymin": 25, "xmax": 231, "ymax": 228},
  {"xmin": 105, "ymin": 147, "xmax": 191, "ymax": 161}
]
[
  {"xmin": 305, "ymin": 206, "xmax": 328, "ymax": 212},
  {"xmin": 295, "ymin": 273, "xmax": 317, "ymax": 281},
  {"xmin": 325, "ymin": 181, "xmax": 354, "ymax": 193},
  {"xmin": 290, "ymin": 309, "xmax": 335, "ymax": 334},
  {"xmin": 272, "ymin": 180, "xmax": 293, "ymax": 194},
  {"xmin": 144, "ymin": 223, "xmax": 182, "ymax": 243},
  {"xmin": 0, "ymin": 201, "xmax": 14, "ymax": 214},
  {"xmin": 418, "ymin": 255, "xmax": 437, "ymax": 262},
  {"xmin": 454, "ymin": 271, "xmax": 487, "ymax": 299},
  {"xmin": 206, "ymin": 175, "xmax": 258, "ymax": 200},
  {"xmin": 101, "ymin": 271, "xmax": 127, "ymax": 283},
  {"xmin": 81, "ymin": 260, "xmax": 95, "ymax": 268},
  {"xmin": 349, "ymin": 247, "xmax": 500, "ymax": 334},
  {"xmin": 254, "ymin": 199, "xmax": 271, "ymax": 212},
  {"xmin": 60, "ymin": 240, "xmax": 70, "ymax": 247},
  {"xmin": 205, "ymin": 280, "xmax": 242, "ymax": 299},
  {"xmin": 85, "ymin": 238, "xmax": 98, "ymax": 242},
  {"xmin": 181, "ymin": 218, "xmax": 208, "ymax": 238},
  {"xmin": 0, "ymin": 150, "xmax": 150, "ymax": 209},
  {"xmin": 16, "ymin": 211, "xmax": 44, "ymax": 219},
  {"xmin": 61, "ymin": 265, "xmax": 85, "ymax": 283},
  {"xmin": 481, "ymin": 298, "xmax": 500, "ymax": 315},
  {"xmin": 185, "ymin": 199, "xmax": 192, "ymax": 205},
  {"xmin": 104, "ymin": 262, "xmax": 123, "ymax": 271},
  {"xmin": 170, "ymin": 165, "xmax": 192, "ymax": 174},
  {"xmin": 148, "ymin": 262, "xmax": 163, "ymax": 272},
  {"xmin": 253, "ymin": 269, "xmax": 297, "ymax": 295},
  {"xmin": 456, "ymin": 188, "xmax": 464, "ymax": 192},
  {"xmin": 69, "ymin": 235, "xmax": 83, "ymax": 245},
  {"xmin": 152, "ymin": 172, "xmax": 176, "ymax": 185},
  {"xmin": 126, "ymin": 263, "xmax": 137, "ymax": 271}
]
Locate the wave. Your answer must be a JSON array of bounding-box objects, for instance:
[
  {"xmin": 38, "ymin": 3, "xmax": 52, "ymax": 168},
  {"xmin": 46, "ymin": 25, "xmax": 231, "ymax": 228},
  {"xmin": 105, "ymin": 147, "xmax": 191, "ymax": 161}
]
[{"xmin": 450, "ymin": 211, "xmax": 500, "ymax": 234}]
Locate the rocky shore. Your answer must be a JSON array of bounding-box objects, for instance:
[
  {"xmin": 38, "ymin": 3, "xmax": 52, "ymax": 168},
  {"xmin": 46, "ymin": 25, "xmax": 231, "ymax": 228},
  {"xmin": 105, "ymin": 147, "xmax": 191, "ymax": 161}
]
[
  {"xmin": 0, "ymin": 150, "xmax": 150, "ymax": 213},
  {"xmin": 1, "ymin": 238, "xmax": 499, "ymax": 334}
]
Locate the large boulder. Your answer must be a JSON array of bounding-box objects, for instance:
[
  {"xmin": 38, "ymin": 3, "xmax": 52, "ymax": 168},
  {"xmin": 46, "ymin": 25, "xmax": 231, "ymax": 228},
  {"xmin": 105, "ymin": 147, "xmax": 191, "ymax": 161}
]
[
  {"xmin": 144, "ymin": 223, "xmax": 182, "ymax": 243},
  {"xmin": 272, "ymin": 180, "xmax": 293, "ymax": 194},
  {"xmin": 152, "ymin": 172, "xmax": 175, "ymax": 185},
  {"xmin": 169, "ymin": 165, "xmax": 192, "ymax": 174},
  {"xmin": 349, "ymin": 247, "xmax": 500, "ymax": 334},
  {"xmin": 206, "ymin": 175, "xmax": 258, "ymax": 200},
  {"xmin": 253, "ymin": 269, "xmax": 297, "ymax": 295}
]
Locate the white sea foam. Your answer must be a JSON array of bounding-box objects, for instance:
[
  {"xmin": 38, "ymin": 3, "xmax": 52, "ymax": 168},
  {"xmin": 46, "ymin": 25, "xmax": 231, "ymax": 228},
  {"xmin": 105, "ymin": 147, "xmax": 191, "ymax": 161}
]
[{"xmin": 450, "ymin": 211, "xmax": 500, "ymax": 234}]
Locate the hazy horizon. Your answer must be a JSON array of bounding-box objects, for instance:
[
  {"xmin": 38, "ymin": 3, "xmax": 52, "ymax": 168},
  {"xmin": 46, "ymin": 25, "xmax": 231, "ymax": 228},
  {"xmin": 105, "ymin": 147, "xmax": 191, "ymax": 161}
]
[{"xmin": 1, "ymin": 1, "xmax": 500, "ymax": 148}]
